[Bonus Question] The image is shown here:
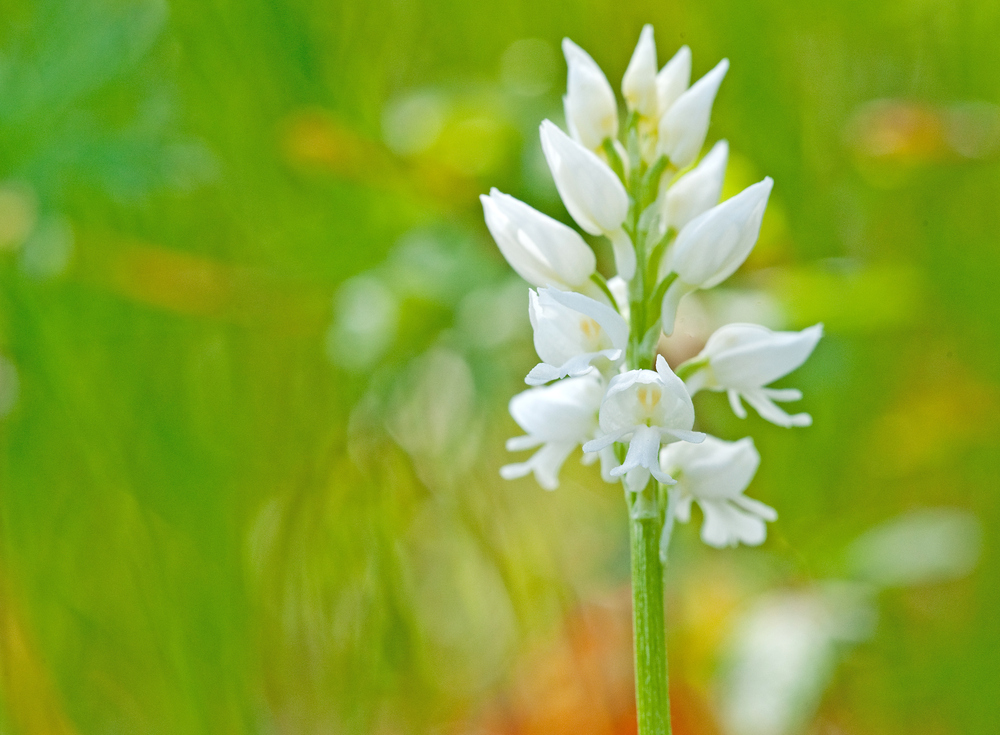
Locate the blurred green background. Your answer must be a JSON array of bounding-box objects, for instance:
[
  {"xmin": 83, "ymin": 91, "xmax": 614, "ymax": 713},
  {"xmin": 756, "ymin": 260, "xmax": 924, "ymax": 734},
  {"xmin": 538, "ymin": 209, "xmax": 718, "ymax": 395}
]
[{"xmin": 0, "ymin": 0, "xmax": 998, "ymax": 733}]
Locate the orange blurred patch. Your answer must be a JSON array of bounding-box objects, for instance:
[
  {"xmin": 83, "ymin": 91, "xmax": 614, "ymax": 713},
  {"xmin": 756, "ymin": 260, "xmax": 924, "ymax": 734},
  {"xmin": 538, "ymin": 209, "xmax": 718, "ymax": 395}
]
[
  {"xmin": 111, "ymin": 242, "xmax": 235, "ymax": 317},
  {"xmin": 846, "ymin": 99, "xmax": 1000, "ymax": 187},
  {"xmin": 74, "ymin": 235, "xmax": 329, "ymax": 332},
  {"xmin": 847, "ymin": 100, "xmax": 949, "ymax": 163},
  {"xmin": 471, "ymin": 589, "xmax": 720, "ymax": 735}
]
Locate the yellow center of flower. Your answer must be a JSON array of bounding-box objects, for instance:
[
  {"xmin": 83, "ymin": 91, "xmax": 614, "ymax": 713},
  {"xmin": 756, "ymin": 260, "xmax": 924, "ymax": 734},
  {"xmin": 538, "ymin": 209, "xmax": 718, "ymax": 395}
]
[
  {"xmin": 579, "ymin": 317, "xmax": 603, "ymax": 349},
  {"xmin": 636, "ymin": 385, "xmax": 662, "ymax": 418}
]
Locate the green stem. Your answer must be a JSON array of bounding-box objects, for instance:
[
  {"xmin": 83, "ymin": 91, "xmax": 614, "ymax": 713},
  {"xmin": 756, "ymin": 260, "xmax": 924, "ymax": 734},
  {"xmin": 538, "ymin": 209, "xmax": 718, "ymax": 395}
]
[
  {"xmin": 628, "ymin": 480, "xmax": 671, "ymax": 735},
  {"xmin": 589, "ymin": 272, "xmax": 618, "ymax": 310},
  {"xmin": 620, "ymin": 123, "xmax": 672, "ymax": 735}
]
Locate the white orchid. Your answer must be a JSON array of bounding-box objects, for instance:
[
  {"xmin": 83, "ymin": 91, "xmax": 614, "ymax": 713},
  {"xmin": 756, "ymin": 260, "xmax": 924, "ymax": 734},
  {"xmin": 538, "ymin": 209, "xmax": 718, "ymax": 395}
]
[
  {"xmin": 501, "ymin": 374, "xmax": 605, "ymax": 490},
  {"xmin": 562, "ymin": 38, "xmax": 619, "ymax": 151},
  {"xmin": 539, "ymin": 120, "xmax": 636, "ymax": 280},
  {"xmin": 661, "ymin": 435, "xmax": 775, "ymax": 548},
  {"xmin": 658, "ymin": 139, "xmax": 728, "ymax": 236},
  {"xmin": 660, "ymin": 177, "xmax": 773, "ymax": 333},
  {"xmin": 655, "ymin": 46, "xmax": 691, "ymax": 123},
  {"xmin": 480, "ymin": 188, "xmax": 597, "ymax": 291},
  {"xmin": 622, "ymin": 25, "xmax": 658, "ymax": 117},
  {"xmin": 583, "ymin": 355, "xmax": 704, "ymax": 489},
  {"xmin": 482, "ymin": 29, "xmax": 826, "ymax": 728},
  {"xmin": 526, "ymin": 287, "xmax": 629, "ymax": 385},
  {"xmin": 658, "ymin": 58, "xmax": 729, "ymax": 169},
  {"xmin": 683, "ymin": 323, "xmax": 823, "ymax": 428}
]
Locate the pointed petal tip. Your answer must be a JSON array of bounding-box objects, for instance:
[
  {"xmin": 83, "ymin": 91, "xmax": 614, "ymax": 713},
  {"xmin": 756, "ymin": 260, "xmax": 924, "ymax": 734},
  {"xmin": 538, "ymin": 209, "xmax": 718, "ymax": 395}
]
[{"xmin": 561, "ymin": 37, "xmax": 582, "ymax": 58}]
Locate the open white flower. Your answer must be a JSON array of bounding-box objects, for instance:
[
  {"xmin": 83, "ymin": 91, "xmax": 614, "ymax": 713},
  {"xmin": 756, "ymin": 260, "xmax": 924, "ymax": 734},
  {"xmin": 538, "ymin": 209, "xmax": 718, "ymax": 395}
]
[
  {"xmin": 622, "ymin": 25, "xmax": 658, "ymax": 117},
  {"xmin": 539, "ymin": 120, "xmax": 635, "ymax": 280},
  {"xmin": 655, "ymin": 46, "xmax": 691, "ymax": 124},
  {"xmin": 526, "ymin": 287, "xmax": 629, "ymax": 385},
  {"xmin": 501, "ymin": 374, "xmax": 604, "ymax": 490},
  {"xmin": 481, "ymin": 188, "xmax": 597, "ymax": 291},
  {"xmin": 660, "ymin": 177, "xmax": 773, "ymax": 333},
  {"xmin": 562, "ymin": 38, "xmax": 619, "ymax": 151},
  {"xmin": 659, "ymin": 139, "xmax": 728, "ymax": 237},
  {"xmin": 661, "ymin": 435, "xmax": 774, "ymax": 548},
  {"xmin": 658, "ymin": 58, "xmax": 728, "ymax": 169},
  {"xmin": 684, "ymin": 323, "xmax": 823, "ymax": 428},
  {"xmin": 583, "ymin": 355, "xmax": 704, "ymax": 488}
]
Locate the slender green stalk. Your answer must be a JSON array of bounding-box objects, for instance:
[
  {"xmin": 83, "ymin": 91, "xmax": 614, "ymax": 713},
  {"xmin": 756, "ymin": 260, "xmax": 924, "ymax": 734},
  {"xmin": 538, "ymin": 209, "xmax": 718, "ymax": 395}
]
[
  {"xmin": 628, "ymin": 480, "xmax": 671, "ymax": 735},
  {"xmin": 622, "ymin": 135, "xmax": 672, "ymax": 734}
]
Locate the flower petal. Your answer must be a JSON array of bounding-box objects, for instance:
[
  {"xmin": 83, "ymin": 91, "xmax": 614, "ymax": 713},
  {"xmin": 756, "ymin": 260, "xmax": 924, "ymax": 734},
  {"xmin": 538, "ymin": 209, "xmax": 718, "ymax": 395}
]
[
  {"xmin": 622, "ymin": 24, "xmax": 659, "ymax": 116},
  {"xmin": 562, "ymin": 38, "xmax": 619, "ymax": 150},
  {"xmin": 655, "ymin": 45, "xmax": 691, "ymax": 120},
  {"xmin": 501, "ymin": 441, "xmax": 577, "ymax": 490},
  {"xmin": 708, "ymin": 323, "xmax": 823, "ymax": 389},
  {"xmin": 739, "ymin": 388, "xmax": 813, "ymax": 428},
  {"xmin": 540, "ymin": 120, "xmax": 629, "ymax": 236},
  {"xmin": 658, "ymin": 58, "xmax": 728, "ymax": 169}
]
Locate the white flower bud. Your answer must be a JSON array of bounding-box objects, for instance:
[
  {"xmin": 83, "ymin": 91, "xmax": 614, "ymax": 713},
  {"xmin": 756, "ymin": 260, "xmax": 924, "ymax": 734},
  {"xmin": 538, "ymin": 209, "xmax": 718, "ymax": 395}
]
[
  {"xmin": 660, "ymin": 139, "xmax": 728, "ymax": 236},
  {"xmin": 502, "ymin": 374, "xmax": 604, "ymax": 490},
  {"xmin": 526, "ymin": 288, "xmax": 629, "ymax": 385},
  {"xmin": 655, "ymin": 46, "xmax": 691, "ymax": 121},
  {"xmin": 658, "ymin": 58, "xmax": 728, "ymax": 169},
  {"xmin": 583, "ymin": 355, "xmax": 704, "ymax": 487},
  {"xmin": 661, "ymin": 435, "xmax": 774, "ymax": 548},
  {"xmin": 539, "ymin": 120, "xmax": 635, "ymax": 279},
  {"xmin": 562, "ymin": 38, "xmax": 619, "ymax": 150},
  {"xmin": 622, "ymin": 25, "xmax": 658, "ymax": 117},
  {"xmin": 481, "ymin": 188, "xmax": 596, "ymax": 290},
  {"xmin": 685, "ymin": 323, "xmax": 823, "ymax": 428},
  {"xmin": 660, "ymin": 177, "xmax": 772, "ymax": 334}
]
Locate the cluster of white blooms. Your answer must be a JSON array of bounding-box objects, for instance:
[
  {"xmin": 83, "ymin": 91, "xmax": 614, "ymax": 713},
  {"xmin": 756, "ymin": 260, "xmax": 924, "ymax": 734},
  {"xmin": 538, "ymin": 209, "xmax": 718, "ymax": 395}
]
[{"xmin": 482, "ymin": 26, "xmax": 822, "ymax": 550}]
